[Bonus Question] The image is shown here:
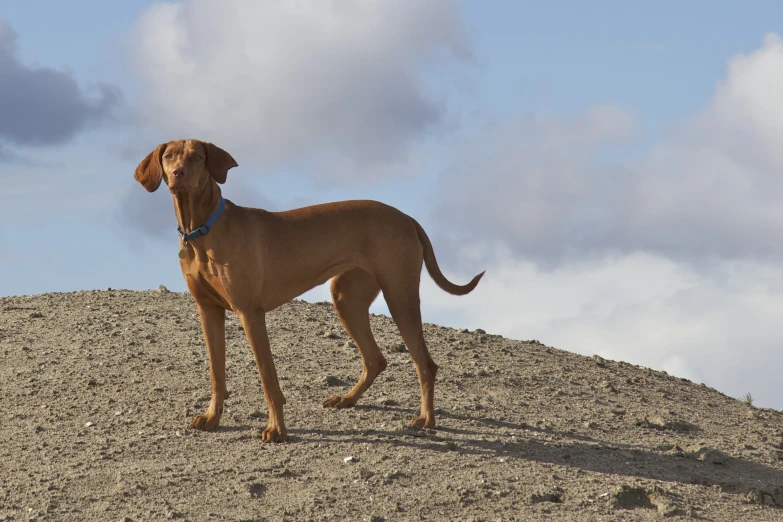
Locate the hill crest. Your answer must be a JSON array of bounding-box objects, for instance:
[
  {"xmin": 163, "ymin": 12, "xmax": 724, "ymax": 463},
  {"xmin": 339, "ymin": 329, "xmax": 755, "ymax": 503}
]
[{"xmin": 1, "ymin": 289, "xmax": 782, "ymax": 521}]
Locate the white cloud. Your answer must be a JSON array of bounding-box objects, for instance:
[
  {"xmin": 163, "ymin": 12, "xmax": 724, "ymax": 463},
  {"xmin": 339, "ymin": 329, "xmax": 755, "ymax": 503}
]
[
  {"xmin": 128, "ymin": 0, "xmax": 467, "ymax": 177},
  {"xmin": 437, "ymin": 33, "xmax": 783, "ymax": 265},
  {"xmin": 417, "ymin": 252, "xmax": 783, "ymax": 409},
  {"xmin": 704, "ymin": 33, "xmax": 783, "ymax": 169}
]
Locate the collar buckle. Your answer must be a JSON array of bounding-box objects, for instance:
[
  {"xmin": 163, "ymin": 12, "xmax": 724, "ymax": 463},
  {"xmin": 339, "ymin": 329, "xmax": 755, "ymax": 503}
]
[{"xmin": 176, "ymin": 197, "xmax": 225, "ymax": 243}]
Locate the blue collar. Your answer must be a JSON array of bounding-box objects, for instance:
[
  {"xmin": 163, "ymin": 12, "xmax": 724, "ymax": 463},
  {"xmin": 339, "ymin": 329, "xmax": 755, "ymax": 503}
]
[{"xmin": 177, "ymin": 196, "xmax": 225, "ymax": 242}]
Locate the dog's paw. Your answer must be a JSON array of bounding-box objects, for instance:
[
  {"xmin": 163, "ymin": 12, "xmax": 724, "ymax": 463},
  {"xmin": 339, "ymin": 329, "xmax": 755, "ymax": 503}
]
[
  {"xmin": 261, "ymin": 424, "xmax": 287, "ymax": 443},
  {"xmin": 410, "ymin": 414, "xmax": 436, "ymax": 429},
  {"xmin": 322, "ymin": 395, "xmax": 356, "ymax": 409},
  {"xmin": 190, "ymin": 414, "xmax": 220, "ymax": 431}
]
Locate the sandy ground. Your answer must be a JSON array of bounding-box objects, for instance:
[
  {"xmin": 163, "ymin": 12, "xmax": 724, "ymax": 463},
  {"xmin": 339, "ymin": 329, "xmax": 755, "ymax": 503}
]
[{"xmin": 1, "ymin": 288, "xmax": 783, "ymax": 521}]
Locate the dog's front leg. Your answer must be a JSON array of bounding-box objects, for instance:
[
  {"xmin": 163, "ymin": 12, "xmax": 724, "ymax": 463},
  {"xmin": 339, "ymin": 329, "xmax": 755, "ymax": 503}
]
[
  {"xmin": 191, "ymin": 304, "xmax": 227, "ymax": 431},
  {"xmin": 238, "ymin": 309, "xmax": 287, "ymax": 442}
]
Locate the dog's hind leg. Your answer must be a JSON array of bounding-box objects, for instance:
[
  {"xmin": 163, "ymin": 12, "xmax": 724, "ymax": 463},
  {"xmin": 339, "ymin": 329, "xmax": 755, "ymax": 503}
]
[
  {"xmin": 323, "ymin": 268, "xmax": 386, "ymax": 409},
  {"xmin": 381, "ymin": 280, "xmax": 439, "ymax": 429}
]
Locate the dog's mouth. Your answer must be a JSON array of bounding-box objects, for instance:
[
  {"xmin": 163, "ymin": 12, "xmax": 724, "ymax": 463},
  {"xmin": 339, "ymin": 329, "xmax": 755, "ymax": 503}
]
[{"xmin": 168, "ymin": 181, "xmax": 192, "ymax": 194}]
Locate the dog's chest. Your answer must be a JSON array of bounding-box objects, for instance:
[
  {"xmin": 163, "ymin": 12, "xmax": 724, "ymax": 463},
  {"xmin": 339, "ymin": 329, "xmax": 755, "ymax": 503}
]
[{"xmin": 181, "ymin": 257, "xmax": 232, "ymax": 307}]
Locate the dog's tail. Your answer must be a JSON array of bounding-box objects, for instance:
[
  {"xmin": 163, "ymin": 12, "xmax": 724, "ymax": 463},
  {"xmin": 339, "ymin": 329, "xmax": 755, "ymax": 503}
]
[{"xmin": 413, "ymin": 219, "xmax": 485, "ymax": 296}]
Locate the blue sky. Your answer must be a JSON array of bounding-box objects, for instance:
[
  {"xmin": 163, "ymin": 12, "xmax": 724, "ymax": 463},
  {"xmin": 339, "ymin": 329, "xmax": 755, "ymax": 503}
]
[{"xmin": 4, "ymin": 1, "xmax": 783, "ymax": 409}]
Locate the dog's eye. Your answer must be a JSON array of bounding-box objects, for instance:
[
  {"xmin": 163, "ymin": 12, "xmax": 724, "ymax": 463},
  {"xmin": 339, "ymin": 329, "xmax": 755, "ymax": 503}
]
[
  {"xmin": 164, "ymin": 153, "xmax": 174, "ymax": 160},
  {"xmin": 192, "ymin": 154, "xmax": 203, "ymax": 162}
]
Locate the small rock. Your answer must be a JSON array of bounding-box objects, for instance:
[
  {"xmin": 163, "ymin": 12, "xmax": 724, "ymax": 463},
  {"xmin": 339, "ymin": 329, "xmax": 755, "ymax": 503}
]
[
  {"xmin": 246, "ymin": 482, "xmax": 266, "ymax": 498},
  {"xmin": 276, "ymin": 468, "xmax": 295, "ymax": 478},
  {"xmin": 87, "ymin": 378, "xmax": 97, "ymax": 387},
  {"xmin": 648, "ymin": 487, "xmax": 679, "ymax": 517},
  {"xmin": 745, "ymin": 489, "xmax": 764, "ymax": 505},
  {"xmin": 612, "ymin": 485, "xmax": 654, "ymax": 510},
  {"xmin": 390, "ymin": 343, "xmax": 407, "ymax": 353},
  {"xmin": 475, "ymin": 328, "xmax": 486, "ymax": 334},
  {"xmin": 156, "ymin": 285, "xmax": 170, "ymax": 294},
  {"xmin": 530, "ymin": 487, "xmax": 564, "ymax": 504},
  {"xmin": 369, "ymin": 516, "xmax": 385, "ymax": 522},
  {"xmin": 600, "ymin": 380, "xmax": 616, "ymax": 393},
  {"xmin": 460, "ymin": 328, "xmax": 470, "ymax": 334},
  {"xmin": 343, "ymin": 456, "xmax": 358, "ymax": 463},
  {"xmin": 85, "ymin": 421, "xmax": 94, "ymax": 428},
  {"xmin": 322, "ymin": 375, "xmax": 345, "ymax": 386},
  {"xmin": 635, "ymin": 415, "xmax": 697, "ymax": 433},
  {"xmin": 344, "ymin": 340, "xmax": 356, "ymax": 349},
  {"xmin": 323, "ymin": 330, "xmax": 338, "ymax": 339},
  {"xmin": 689, "ymin": 446, "xmax": 727, "ymax": 465},
  {"xmin": 248, "ymin": 409, "xmax": 264, "ymax": 419},
  {"xmin": 165, "ymin": 511, "xmax": 183, "ymax": 519}
]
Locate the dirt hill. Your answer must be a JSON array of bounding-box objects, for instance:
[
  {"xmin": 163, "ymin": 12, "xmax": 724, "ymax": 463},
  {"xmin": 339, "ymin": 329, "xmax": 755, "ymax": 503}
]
[{"xmin": 1, "ymin": 289, "xmax": 782, "ymax": 521}]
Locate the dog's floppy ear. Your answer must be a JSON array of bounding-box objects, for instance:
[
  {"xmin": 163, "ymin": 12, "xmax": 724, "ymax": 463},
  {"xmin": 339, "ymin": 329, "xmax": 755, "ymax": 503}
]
[
  {"xmin": 134, "ymin": 143, "xmax": 168, "ymax": 192},
  {"xmin": 202, "ymin": 142, "xmax": 238, "ymax": 184}
]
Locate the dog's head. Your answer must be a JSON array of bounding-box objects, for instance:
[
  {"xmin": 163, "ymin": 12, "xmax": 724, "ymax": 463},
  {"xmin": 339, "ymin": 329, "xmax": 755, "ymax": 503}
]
[{"xmin": 134, "ymin": 139, "xmax": 238, "ymax": 194}]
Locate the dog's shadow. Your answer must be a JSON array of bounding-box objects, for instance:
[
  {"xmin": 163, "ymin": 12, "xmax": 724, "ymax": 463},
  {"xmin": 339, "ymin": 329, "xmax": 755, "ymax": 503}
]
[{"xmin": 280, "ymin": 404, "xmax": 783, "ymax": 506}]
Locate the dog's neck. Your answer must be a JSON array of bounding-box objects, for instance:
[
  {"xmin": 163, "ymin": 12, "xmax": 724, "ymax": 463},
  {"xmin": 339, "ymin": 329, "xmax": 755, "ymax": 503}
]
[{"xmin": 171, "ymin": 180, "xmax": 223, "ymax": 236}]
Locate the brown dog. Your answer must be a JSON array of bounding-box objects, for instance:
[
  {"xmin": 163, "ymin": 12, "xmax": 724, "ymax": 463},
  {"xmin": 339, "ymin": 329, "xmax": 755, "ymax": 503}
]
[{"xmin": 134, "ymin": 139, "xmax": 484, "ymax": 442}]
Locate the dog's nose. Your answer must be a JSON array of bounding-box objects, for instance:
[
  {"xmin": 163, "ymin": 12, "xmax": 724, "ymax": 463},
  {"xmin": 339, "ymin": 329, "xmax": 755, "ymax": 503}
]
[{"xmin": 172, "ymin": 167, "xmax": 185, "ymax": 178}]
